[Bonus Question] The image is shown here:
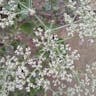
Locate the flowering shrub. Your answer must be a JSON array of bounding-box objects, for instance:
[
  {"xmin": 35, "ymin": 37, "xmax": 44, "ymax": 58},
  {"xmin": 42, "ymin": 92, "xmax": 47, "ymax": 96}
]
[{"xmin": 0, "ymin": 0, "xmax": 96, "ymax": 96}]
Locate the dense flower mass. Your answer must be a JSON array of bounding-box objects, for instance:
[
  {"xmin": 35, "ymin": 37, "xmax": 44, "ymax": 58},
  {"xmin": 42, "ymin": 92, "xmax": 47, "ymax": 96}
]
[
  {"xmin": 66, "ymin": 62, "xmax": 96, "ymax": 96},
  {"xmin": 0, "ymin": 0, "xmax": 96, "ymax": 96},
  {"xmin": 64, "ymin": 0, "xmax": 96, "ymax": 39},
  {"xmin": 0, "ymin": 0, "xmax": 17, "ymax": 28},
  {"xmin": 0, "ymin": 0, "xmax": 96, "ymax": 38},
  {"xmin": 0, "ymin": 27, "xmax": 80, "ymax": 96}
]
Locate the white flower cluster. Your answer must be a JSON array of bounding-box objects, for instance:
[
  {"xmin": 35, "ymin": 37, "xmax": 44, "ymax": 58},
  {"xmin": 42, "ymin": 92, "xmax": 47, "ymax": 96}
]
[
  {"xmin": 0, "ymin": 27, "xmax": 80, "ymax": 96},
  {"xmin": 0, "ymin": 46, "xmax": 32, "ymax": 96},
  {"xmin": 0, "ymin": 0, "xmax": 17, "ymax": 28},
  {"xmin": 1, "ymin": 0, "xmax": 96, "ymax": 95},
  {"xmin": 33, "ymin": 27, "xmax": 80, "ymax": 94},
  {"xmin": 64, "ymin": 0, "xmax": 96, "ymax": 39},
  {"xmin": 66, "ymin": 62, "xmax": 96, "ymax": 96}
]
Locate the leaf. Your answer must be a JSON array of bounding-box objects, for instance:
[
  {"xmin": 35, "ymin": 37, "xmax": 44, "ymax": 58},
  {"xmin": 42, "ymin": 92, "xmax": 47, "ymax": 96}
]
[
  {"xmin": 29, "ymin": 87, "xmax": 44, "ymax": 96},
  {"xmin": 20, "ymin": 22, "xmax": 35, "ymax": 34},
  {"xmin": 0, "ymin": 46, "xmax": 5, "ymax": 56}
]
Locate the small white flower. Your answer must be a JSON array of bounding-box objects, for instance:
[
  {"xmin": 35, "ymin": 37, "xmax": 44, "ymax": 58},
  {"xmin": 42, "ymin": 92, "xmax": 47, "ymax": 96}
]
[{"xmin": 29, "ymin": 9, "xmax": 36, "ymax": 16}]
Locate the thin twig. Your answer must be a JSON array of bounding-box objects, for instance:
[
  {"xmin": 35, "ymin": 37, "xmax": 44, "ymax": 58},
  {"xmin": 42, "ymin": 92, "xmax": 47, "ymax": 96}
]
[{"xmin": 34, "ymin": 14, "xmax": 48, "ymax": 29}]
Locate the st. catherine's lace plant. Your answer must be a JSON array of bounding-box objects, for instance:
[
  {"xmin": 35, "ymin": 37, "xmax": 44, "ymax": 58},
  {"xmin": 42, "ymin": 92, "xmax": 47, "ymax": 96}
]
[
  {"xmin": 0, "ymin": 0, "xmax": 96, "ymax": 96},
  {"xmin": 0, "ymin": 27, "xmax": 80, "ymax": 96},
  {"xmin": 63, "ymin": 0, "xmax": 96, "ymax": 39}
]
